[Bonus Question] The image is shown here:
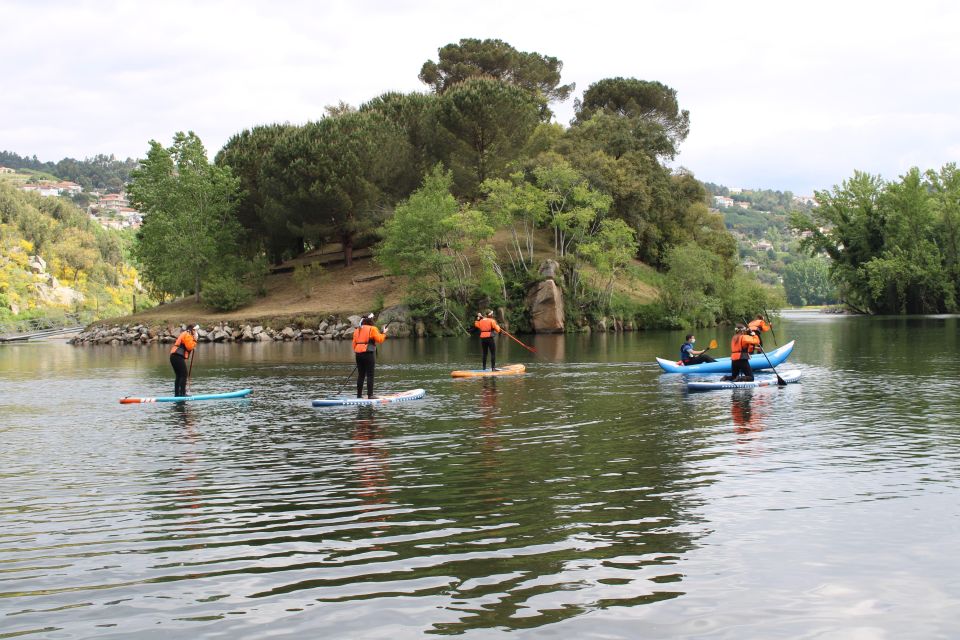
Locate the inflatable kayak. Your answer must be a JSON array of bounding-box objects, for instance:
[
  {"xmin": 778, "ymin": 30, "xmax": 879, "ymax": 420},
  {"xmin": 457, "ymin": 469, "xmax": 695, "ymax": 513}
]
[
  {"xmin": 312, "ymin": 388, "xmax": 426, "ymax": 407},
  {"xmin": 687, "ymin": 370, "xmax": 802, "ymax": 392},
  {"xmin": 657, "ymin": 340, "xmax": 795, "ymax": 374},
  {"xmin": 451, "ymin": 364, "xmax": 526, "ymax": 378},
  {"xmin": 120, "ymin": 389, "xmax": 252, "ymax": 404}
]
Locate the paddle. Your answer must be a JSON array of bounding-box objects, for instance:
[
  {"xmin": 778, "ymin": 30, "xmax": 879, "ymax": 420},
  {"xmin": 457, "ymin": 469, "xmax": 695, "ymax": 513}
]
[
  {"xmin": 762, "ymin": 308, "xmax": 779, "ymax": 346},
  {"xmin": 742, "ymin": 317, "xmax": 785, "ymax": 386},
  {"xmin": 186, "ymin": 344, "xmax": 196, "ymax": 394},
  {"xmin": 697, "ymin": 338, "xmax": 718, "ymax": 359},
  {"xmin": 335, "ymin": 365, "xmax": 358, "ymax": 397},
  {"xmin": 501, "ymin": 329, "xmax": 537, "ymax": 354}
]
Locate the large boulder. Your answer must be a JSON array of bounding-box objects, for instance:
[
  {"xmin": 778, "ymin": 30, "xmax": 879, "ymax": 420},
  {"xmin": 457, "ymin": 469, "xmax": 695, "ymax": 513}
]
[
  {"xmin": 538, "ymin": 259, "xmax": 560, "ymax": 280},
  {"xmin": 526, "ymin": 279, "xmax": 565, "ymax": 333},
  {"xmin": 347, "ymin": 314, "xmax": 364, "ymax": 328},
  {"xmin": 378, "ymin": 304, "xmax": 413, "ymax": 338}
]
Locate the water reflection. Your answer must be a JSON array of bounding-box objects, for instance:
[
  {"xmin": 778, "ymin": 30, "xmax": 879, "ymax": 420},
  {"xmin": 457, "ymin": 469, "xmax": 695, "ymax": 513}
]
[{"xmin": 4, "ymin": 318, "xmax": 960, "ymax": 638}]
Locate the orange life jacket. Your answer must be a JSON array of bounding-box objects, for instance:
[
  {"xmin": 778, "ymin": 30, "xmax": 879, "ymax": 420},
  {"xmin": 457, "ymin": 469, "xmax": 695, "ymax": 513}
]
[
  {"xmin": 475, "ymin": 317, "xmax": 500, "ymax": 339},
  {"xmin": 170, "ymin": 331, "xmax": 196, "ymax": 359},
  {"xmin": 731, "ymin": 333, "xmax": 760, "ymax": 360},
  {"xmin": 353, "ymin": 325, "xmax": 385, "ymax": 353},
  {"xmin": 748, "ymin": 319, "xmax": 770, "ymax": 333}
]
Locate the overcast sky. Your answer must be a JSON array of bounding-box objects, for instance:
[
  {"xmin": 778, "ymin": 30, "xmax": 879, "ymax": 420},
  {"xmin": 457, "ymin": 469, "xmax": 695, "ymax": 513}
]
[{"xmin": 3, "ymin": 0, "xmax": 959, "ymax": 194}]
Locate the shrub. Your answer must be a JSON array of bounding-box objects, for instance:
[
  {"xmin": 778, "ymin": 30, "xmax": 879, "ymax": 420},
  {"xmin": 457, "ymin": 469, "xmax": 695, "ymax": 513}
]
[{"xmin": 203, "ymin": 275, "xmax": 252, "ymax": 312}]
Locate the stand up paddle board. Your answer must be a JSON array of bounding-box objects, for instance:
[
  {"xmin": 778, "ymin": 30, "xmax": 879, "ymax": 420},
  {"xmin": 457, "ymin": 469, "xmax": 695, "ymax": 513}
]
[
  {"xmin": 312, "ymin": 388, "xmax": 426, "ymax": 407},
  {"xmin": 687, "ymin": 370, "xmax": 802, "ymax": 392},
  {"xmin": 451, "ymin": 364, "xmax": 526, "ymax": 378},
  {"xmin": 120, "ymin": 389, "xmax": 252, "ymax": 404}
]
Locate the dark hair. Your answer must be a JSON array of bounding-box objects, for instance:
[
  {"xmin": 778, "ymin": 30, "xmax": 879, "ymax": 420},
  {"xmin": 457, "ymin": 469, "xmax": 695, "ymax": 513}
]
[
  {"xmin": 685, "ymin": 334, "xmax": 695, "ymax": 340},
  {"xmin": 360, "ymin": 316, "xmax": 374, "ymax": 326}
]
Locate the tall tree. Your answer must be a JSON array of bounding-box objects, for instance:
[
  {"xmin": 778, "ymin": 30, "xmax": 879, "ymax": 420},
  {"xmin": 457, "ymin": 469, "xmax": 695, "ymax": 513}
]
[
  {"xmin": 129, "ymin": 132, "xmax": 242, "ymax": 302},
  {"xmin": 573, "ymin": 78, "xmax": 690, "ymax": 159},
  {"xmin": 261, "ymin": 111, "xmax": 410, "ymax": 266},
  {"xmin": 216, "ymin": 123, "xmax": 297, "ymax": 263},
  {"xmin": 434, "ymin": 77, "xmax": 541, "ymax": 198},
  {"xmin": 419, "ymin": 37, "xmax": 574, "ymax": 117}
]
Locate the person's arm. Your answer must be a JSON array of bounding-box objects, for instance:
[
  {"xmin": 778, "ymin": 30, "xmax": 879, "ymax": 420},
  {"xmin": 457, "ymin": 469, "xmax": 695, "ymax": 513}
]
[
  {"xmin": 184, "ymin": 333, "xmax": 197, "ymax": 355},
  {"xmin": 372, "ymin": 326, "xmax": 387, "ymax": 344},
  {"xmin": 493, "ymin": 320, "xmax": 502, "ymax": 334}
]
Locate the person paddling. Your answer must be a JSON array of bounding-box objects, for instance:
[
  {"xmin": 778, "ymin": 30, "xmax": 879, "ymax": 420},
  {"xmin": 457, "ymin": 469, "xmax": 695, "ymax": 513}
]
[
  {"xmin": 474, "ymin": 310, "xmax": 503, "ymax": 371},
  {"xmin": 729, "ymin": 323, "xmax": 761, "ymax": 381},
  {"xmin": 747, "ymin": 314, "xmax": 772, "ymax": 348},
  {"xmin": 680, "ymin": 334, "xmax": 716, "ymax": 365},
  {"xmin": 353, "ymin": 313, "xmax": 388, "ymax": 399},
  {"xmin": 170, "ymin": 324, "xmax": 199, "ymax": 398}
]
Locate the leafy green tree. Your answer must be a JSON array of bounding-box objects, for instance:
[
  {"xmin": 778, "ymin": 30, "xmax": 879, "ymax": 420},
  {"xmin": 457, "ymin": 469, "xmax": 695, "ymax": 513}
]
[
  {"xmin": 480, "ymin": 172, "xmax": 548, "ymax": 272},
  {"xmin": 434, "ymin": 77, "xmax": 542, "ymax": 198},
  {"xmin": 578, "ymin": 218, "xmax": 638, "ymax": 310},
  {"xmin": 260, "ymin": 111, "xmax": 410, "ymax": 266},
  {"xmin": 377, "ymin": 166, "xmax": 495, "ymax": 329},
  {"xmin": 792, "ymin": 168, "xmax": 957, "ymax": 313},
  {"xmin": 216, "ymin": 123, "xmax": 298, "ymax": 263},
  {"xmin": 782, "ymin": 257, "xmax": 837, "ymax": 306},
  {"xmin": 573, "ymin": 78, "xmax": 690, "ymax": 159},
  {"xmin": 129, "ymin": 132, "xmax": 242, "ymax": 302},
  {"xmin": 419, "ymin": 38, "xmax": 574, "ymax": 117}
]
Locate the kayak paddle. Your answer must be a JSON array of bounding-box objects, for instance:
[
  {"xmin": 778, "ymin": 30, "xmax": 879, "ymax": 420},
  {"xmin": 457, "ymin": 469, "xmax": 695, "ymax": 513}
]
[
  {"xmin": 757, "ymin": 346, "xmax": 786, "ymax": 386},
  {"xmin": 335, "ymin": 365, "xmax": 358, "ymax": 396}
]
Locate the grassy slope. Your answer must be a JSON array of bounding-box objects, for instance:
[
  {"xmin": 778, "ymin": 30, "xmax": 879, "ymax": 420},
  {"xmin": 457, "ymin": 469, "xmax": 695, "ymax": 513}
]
[{"xmin": 111, "ymin": 229, "xmax": 660, "ymax": 327}]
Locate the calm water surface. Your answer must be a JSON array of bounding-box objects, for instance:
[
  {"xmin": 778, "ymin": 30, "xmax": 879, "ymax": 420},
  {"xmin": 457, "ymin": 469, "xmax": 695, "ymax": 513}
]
[{"xmin": 2, "ymin": 312, "xmax": 960, "ymax": 639}]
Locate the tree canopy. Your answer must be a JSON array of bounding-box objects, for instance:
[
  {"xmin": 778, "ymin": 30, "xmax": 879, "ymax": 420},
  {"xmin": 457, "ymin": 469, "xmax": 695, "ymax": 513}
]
[{"xmin": 419, "ymin": 38, "xmax": 574, "ymax": 117}]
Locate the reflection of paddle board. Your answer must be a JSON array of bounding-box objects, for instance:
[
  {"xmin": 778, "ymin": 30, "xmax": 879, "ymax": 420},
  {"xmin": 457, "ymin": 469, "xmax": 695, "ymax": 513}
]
[
  {"xmin": 312, "ymin": 388, "xmax": 426, "ymax": 407},
  {"xmin": 687, "ymin": 370, "xmax": 802, "ymax": 392},
  {"xmin": 451, "ymin": 364, "xmax": 526, "ymax": 378},
  {"xmin": 120, "ymin": 389, "xmax": 252, "ymax": 404}
]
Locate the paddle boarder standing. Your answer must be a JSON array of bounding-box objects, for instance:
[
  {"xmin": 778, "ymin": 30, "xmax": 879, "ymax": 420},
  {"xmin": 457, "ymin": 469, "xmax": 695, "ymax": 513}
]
[
  {"xmin": 474, "ymin": 310, "xmax": 502, "ymax": 371},
  {"xmin": 170, "ymin": 324, "xmax": 199, "ymax": 398},
  {"xmin": 729, "ymin": 324, "xmax": 761, "ymax": 381},
  {"xmin": 353, "ymin": 314, "xmax": 388, "ymax": 399}
]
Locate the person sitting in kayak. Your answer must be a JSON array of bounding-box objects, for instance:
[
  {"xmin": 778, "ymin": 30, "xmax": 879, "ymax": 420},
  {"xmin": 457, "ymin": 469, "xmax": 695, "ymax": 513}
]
[
  {"xmin": 353, "ymin": 314, "xmax": 388, "ymax": 399},
  {"xmin": 475, "ymin": 310, "xmax": 502, "ymax": 371},
  {"xmin": 728, "ymin": 324, "xmax": 761, "ymax": 381},
  {"xmin": 680, "ymin": 334, "xmax": 716, "ymax": 365},
  {"xmin": 170, "ymin": 324, "xmax": 199, "ymax": 398},
  {"xmin": 747, "ymin": 314, "xmax": 772, "ymax": 347}
]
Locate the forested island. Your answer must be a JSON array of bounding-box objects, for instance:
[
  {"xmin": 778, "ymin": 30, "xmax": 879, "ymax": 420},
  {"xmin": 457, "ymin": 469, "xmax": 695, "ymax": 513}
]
[
  {"xmin": 5, "ymin": 38, "xmax": 958, "ymax": 334},
  {"xmin": 122, "ymin": 38, "xmax": 777, "ymax": 334}
]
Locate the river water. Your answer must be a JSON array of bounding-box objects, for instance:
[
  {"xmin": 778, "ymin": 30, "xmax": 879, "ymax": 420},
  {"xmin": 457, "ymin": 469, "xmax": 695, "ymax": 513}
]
[{"xmin": 2, "ymin": 311, "xmax": 959, "ymax": 639}]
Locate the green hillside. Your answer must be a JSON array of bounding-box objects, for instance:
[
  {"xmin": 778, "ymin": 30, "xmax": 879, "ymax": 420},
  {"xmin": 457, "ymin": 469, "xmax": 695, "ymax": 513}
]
[{"xmin": 0, "ymin": 182, "xmax": 143, "ymax": 323}]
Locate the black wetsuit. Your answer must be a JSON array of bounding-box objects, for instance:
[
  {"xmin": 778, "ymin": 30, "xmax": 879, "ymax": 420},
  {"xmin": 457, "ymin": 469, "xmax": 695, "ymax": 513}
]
[
  {"xmin": 356, "ymin": 351, "xmax": 375, "ymax": 398},
  {"xmin": 481, "ymin": 337, "xmax": 496, "ymax": 370},
  {"xmin": 170, "ymin": 353, "xmax": 189, "ymax": 397}
]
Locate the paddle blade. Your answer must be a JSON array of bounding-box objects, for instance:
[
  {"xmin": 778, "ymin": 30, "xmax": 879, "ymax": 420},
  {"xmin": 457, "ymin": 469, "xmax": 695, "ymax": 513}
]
[
  {"xmin": 776, "ymin": 375, "xmax": 787, "ymax": 386},
  {"xmin": 708, "ymin": 339, "xmax": 718, "ymax": 349}
]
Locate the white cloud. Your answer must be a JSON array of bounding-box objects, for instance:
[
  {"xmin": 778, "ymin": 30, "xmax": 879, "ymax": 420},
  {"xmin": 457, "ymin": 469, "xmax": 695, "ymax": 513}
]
[{"xmin": 1, "ymin": 0, "xmax": 958, "ymax": 193}]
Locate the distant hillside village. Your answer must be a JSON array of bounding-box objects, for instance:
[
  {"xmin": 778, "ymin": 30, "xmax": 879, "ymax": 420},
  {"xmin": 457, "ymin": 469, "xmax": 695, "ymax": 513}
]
[{"xmin": 0, "ymin": 166, "xmax": 141, "ymax": 230}]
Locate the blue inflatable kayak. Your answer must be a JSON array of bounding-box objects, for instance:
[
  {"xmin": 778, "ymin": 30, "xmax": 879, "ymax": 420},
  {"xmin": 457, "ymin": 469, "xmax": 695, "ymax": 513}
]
[
  {"xmin": 120, "ymin": 389, "xmax": 252, "ymax": 404},
  {"xmin": 313, "ymin": 388, "xmax": 426, "ymax": 407},
  {"xmin": 687, "ymin": 370, "xmax": 802, "ymax": 392},
  {"xmin": 657, "ymin": 340, "xmax": 795, "ymax": 374}
]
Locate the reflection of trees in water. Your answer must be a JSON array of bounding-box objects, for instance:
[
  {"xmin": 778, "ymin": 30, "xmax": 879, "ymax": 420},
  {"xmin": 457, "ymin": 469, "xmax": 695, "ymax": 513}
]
[
  {"xmin": 351, "ymin": 406, "xmax": 392, "ymax": 532},
  {"xmin": 346, "ymin": 381, "xmax": 701, "ymax": 635}
]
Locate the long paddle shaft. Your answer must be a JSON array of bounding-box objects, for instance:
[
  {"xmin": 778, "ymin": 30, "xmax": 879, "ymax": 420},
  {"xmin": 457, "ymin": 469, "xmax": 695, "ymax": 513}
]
[
  {"xmin": 501, "ymin": 329, "xmax": 536, "ymax": 354},
  {"xmin": 763, "ymin": 308, "xmax": 779, "ymax": 346},
  {"xmin": 743, "ymin": 317, "xmax": 785, "ymax": 385},
  {"xmin": 335, "ymin": 365, "xmax": 358, "ymax": 396},
  {"xmin": 187, "ymin": 349, "xmax": 195, "ymax": 394}
]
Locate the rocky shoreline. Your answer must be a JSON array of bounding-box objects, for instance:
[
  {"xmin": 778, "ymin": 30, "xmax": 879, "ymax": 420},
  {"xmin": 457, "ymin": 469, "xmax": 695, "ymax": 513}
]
[{"xmin": 70, "ymin": 306, "xmax": 423, "ymax": 346}]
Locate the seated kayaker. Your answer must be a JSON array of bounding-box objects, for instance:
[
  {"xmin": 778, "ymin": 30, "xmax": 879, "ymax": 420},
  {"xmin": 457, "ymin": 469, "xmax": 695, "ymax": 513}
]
[{"xmin": 680, "ymin": 334, "xmax": 716, "ymax": 365}]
